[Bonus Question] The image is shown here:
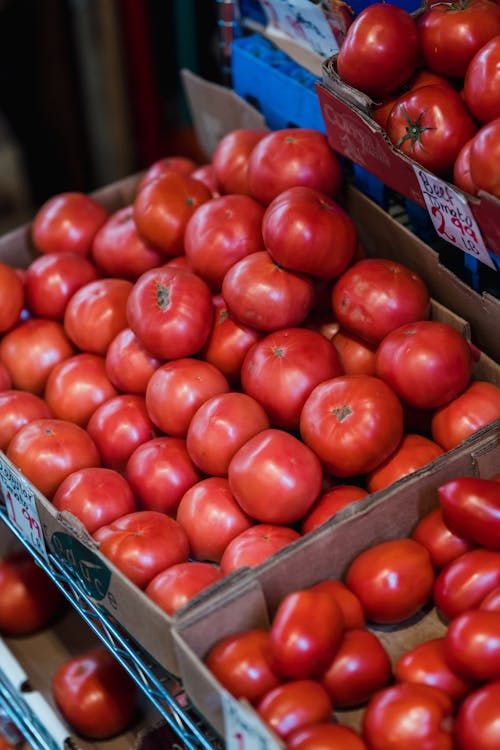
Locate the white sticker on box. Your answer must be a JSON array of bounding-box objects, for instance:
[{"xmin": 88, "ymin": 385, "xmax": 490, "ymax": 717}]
[
  {"xmin": 413, "ymin": 165, "xmax": 496, "ymax": 269},
  {"xmin": 23, "ymin": 692, "xmax": 70, "ymax": 748},
  {"xmin": 0, "ymin": 457, "xmax": 47, "ymax": 558},
  {"xmin": 222, "ymin": 692, "xmax": 283, "ymax": 750},
  {"xmin": 260, "ymin": 0, "xmax": 339, "ymax": 57}
]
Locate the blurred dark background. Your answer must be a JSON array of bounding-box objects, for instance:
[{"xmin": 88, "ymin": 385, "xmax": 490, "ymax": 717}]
[{"xmin": 0, "ymin": 0, "xmax": 223, "ymax": 228}]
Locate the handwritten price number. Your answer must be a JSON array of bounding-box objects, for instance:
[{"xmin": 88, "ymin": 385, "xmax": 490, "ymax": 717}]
[
  {"xmin": 0, "ymin": 461, "xmax": 46, "ymax": 556},
  {"xmin": 431, "ymin": 206, "xmax": 481, "ymax": 254},
  {"xmin": 222, "ymin": 693, "xmax": 282, "ymax": 750}
]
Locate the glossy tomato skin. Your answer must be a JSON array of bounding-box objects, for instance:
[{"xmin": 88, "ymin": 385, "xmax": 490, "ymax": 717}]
[
  {"xmin": 331, "ymin": 330, "xmax": 377, "ymax": 376},
  {"xmin": 445, "ymin": 609, "xmax": 500, "ymax": 682},
  {"xmin": 0, "ymin": 361, "xmax": 11, "ymax": 390},
  {"xmin": 241, "ymin": 327, "xmax": 342, "ymax": 431},
  {"xmin": 287, "ymin": 723, "xmax": 368, "ymax": 750},
  {"xmin": 345, "ymin": 538, "xmax": 435, "ymax": 624},
  {"xmin": 301, "ymin": 485, "xmax": 369, "ymax": 535},
  {"xmin": 331, "ymin": 258, "xmax": 431, "ymax": 345},
  {"xmin": 438, "ymin": 476, "xmax": 500, "ymax": 549},
  {"xmin": 366, "ymin": 434, "xmax": 445, "ymax": 493},
  {"xmin": 387, "ymin": 85, "xmax": 477, "ymax": 176},
  {"xmin": 469, "ymin": 118, "xmax": 500, "ymax": 198},
  {"xmin": 394, "ymin": 637, "xmax": 475, "ymax": 703},
  {"xmin": 126, "ymin": 266, "xmax": 214, "ymax": 360},
  {"xmin": 125, "ymin": 436, "xmax": 202, "ymax": 516},
  {"xmin": 0, "ymin": 552, "xmax": 63, "ymax": 635},
  {"xmin": 309, "ymin": 579, "xmax": 366, "ymax": 630},
  {"xmin": 247, "ymin": 129, "xmax": 343, "ymax": 206},
  {"xmin": 52, "ymin": 647, "xmax": 137, "ymax": 739},
  {"xmin": 431, "ymin": 380, "xmax": 500, "ymax": 451},
  {"xmin": 205, "ymin": 629, "xmax": 282, "ymax": 705},
  {"xmin": 25, "ymin": 251, "xmax": 99, "ymax": 320},
  {"xmin": 362, "ymin": 683, "xmax": 454, "ymax": 750},
  {"xmin": 257, "ymin": 680, "xmax": 333, "ymax": 740},
  {"xmin": 412, "ymin": 507, "xmax": 476, "ymax": 570},
  {"xmin": 211, "ymin": 128, "xmax": 268, "ymax": 195},
  {"xmin": 300, "ymin": 374, "xmax": 404, "ymax": 478},
  {"xmin": 191, "ymin": 164, "xmax": 220, "ymax": 196},
  {"xmin": 375, "ymin": 321, "xmax": 473, "ymax": 409},
  {"xmin": 137, "ymin": 156, "xmax": 197, "ymax": 192},
  {"xmin": 463, "ymin": 36, "xmax": 500, "ymax": 124},
  {"xmin": 145, "ymin": 561, "xmax": 223, "ymax": 615},
  {"xmin": 418, "ymin": 0, "xmax": 500, "ymax": 78},
  {"xmin": 0, "ymin": 390, "xmax": 52, "ymax": 452},
  {"xmin": 94, "ymin": 510, "xmax": 190, "ymax": 589},
  {"xmin": 52, "ymin": 467, "xmax": 136, "ymax": 534},
  {"xmin": 7, "ymin": 418, "xmax": 100, "ymax": 499},
  {"xmin": 0, "ymin": 262, "xmax": 25, "ymax": 332},
  {"xmin": 336, "ymin": 3, "xmax": 419, "ymax": 98},
  {"xmin": 220, "ymin": 524, "xmax": 301, "ymax": 575},
  {"xmin": 433, "ymin": 548, "xmax": 500, "ymax": 619},
  {"xmin": 480, "ymin": 585, "xmax": 500, "ymax": 611},
  {"xmin": 270, "ymin": 589, "xmax": 344, "ymax": 680},
  {"xmin": 228, "ymin": 428, "xmax": 323, "ymax": 525},
  {"xmin": 453, "ymin": 138, "xmax": 478, "ymax": 196},
  {"xmin": 133, "ymin": 171, "xmax": 211, "ymax": 256},
  {"xmin": 105, "ymin": 328, "xmax": 162, "ymax": 395},
  {"xmin": 32, "ymin": 192, "xmax": 108, "ymax": 256},
  {"xmin": 454, "ymin": 680, "xmax": 500, "ymax": 750},
  {"xmin": 262, "ymin": 187, "xmax": 357, "ymax": 280},
  {"xmin": 176, "ymin": 477, "xmax": 254, "ymax": 563}
]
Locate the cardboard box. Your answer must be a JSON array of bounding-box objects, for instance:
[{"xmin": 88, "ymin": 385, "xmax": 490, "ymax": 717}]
[{"xmin": 172, "ymin": 426, "xmax": 500, "ymax": 739}]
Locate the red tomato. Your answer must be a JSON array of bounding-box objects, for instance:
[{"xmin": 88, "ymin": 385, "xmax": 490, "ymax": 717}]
[
  {"xmin": 454, "ymin": 680, "xmax": 500, "ymax": 750},
  {"xmin": 184, "ymin": 194, "xmax": 265, "ymax": 291},
  {"xmin": 270, "ymin": 589, "xmax": 344, "ymax": 680},
  {"xmin": 145, "ymin": 358, "xmax": 229, "ymax": 437},
  {"xmin": 52, "ymin": 647, "xmax": 137, "ymax": 739},
  {"xmin": 25, "ymin": 252, "xmax": 99, "ymax": 320},
  {"xmin": 52, "ymin": 467, "xmax": 136, "ymax": 534},
  {"xmin": 331, "ymin": 259, "xmax": 431, "ymax": 345},
  {"xmin": 480, "ymin": 585, "xmax": 500, "ymax": 611},
  {"xmin": 0, "ymin": 261, "xmax": 24, "ymax": 332},
  {"xmin": 445, "ymin": 609, "xmax": 500, "ymax": 682},
  {"xmin": 199, "ymin": 294, "xmax": 263, "ymax": 384},
  {"xmin": 287, "ymin": 723, "xmax": 368, "ymax": 750},
  {"xmin": 228, "ymin": 429, "xmax": 323, "ymax": 525},
  {"xmin": 362, "ymin": 683, "xmax": 453, "ymax": 750},
  {"xmin": 376, "ymin": 321, "xmax": 472, "ymax": 409},
  {"xmin": 7, "ymin": 418, "xmax": 100, "ymax": 498},
  {"xmin": 91, "ymin": 206, "xmax": 164, "ymax": 280},
  {"xmin": 453, "ymin": 137, "xmax": 479, "ymax": 197},
  {"xmin": 418, "ymin": 0, "xmax": 500, "ymax": 79},
  {"xmin": 86, "ymin": 394, "xmax": 156, "ymax": 472},
  {"xmin": 133, "ymin": 171, "xmax": 211, "ymax": 256},
  {"xmin": 345, "ymin": 538, "xmax": 435, "ymax": 624},
  {"xmin": 331, "ymin": 330, "xmax": 377, "ymax": 376},
  {"xmin": 433, "ymin": 548, "xmax": 500, "ymax": 619},
  {"xmin": 125, "ymin": 436, "xmax": 201, "ymax": 515},
  {"xmin": 395, "ymin": 637, "xmax": 475, "ymax": 704},
  {"xmin": 463, "ymin": 36, "xmax": 500, "ymax": 124},
  {"xmin": 308, "ymin": 580, "xmax": 366, "ymax": 630},
  {"xmin": 247, "ymin": 129, "xmax": 343, "ymax": 206},
  {"xmin": 0, "ymin": 552, "xmax": 62, "ymax": 635},
  {"xmin": 438, "ymin": 476, "xmax": 500, "ymax": 550},
  {"xmin": 176, "ymin": 477, "xmax": 254, "ymax": 563},
  {"xmin": 320, "ymin": 628, "xmax": 391, "ymax": 707},
  {"xmin": 44, "ymin": 353, "xmax": 118, "ymax": 426},
  {"xmin": 301, "ymin": 485, "xmax": 369, "ymax": 535},
  {"xmin": 191, "ymin": 164, "xmax": 220, "ymax": 196},
  {"xmin": 262, "ymin": 187, "xmax": 357, "ymax": 280},
  {"xmin": 137, "ymin": 155, "xmax": 198, "ymax": 192},
  {"xmin": 32, "ymin": 192, "xmax": 108, "ymax": 257},
  {"xmin": 366, "ymin": 434, "xmax": 445, "ymax": 493},
  {"xmin": 336, "ymin": 3, "xmax": 419, "ymax": 98},
  {"xmin": 431, "ymin": 380, "xmax": 500, "ymax": 450},
  {"xmin": 105, "ymin": 328, "xmax": 162, "ymax": 395},
  {"xmin": 222, "ymin": 251, "xmax": 315, "ymax": 332},
  {"xmin": 0, "ymin": 390, "xmax": 52, "ymax": 451},
  {"xmin": 93, "ymin": 510, "xmax": 190, "ymax": 589},
  {"xmin": 63, "ymin": 277, "xmax": 132, "ymax": 355},
  {"xmin": 0, "ymin": 318, "xmax": 74, "ymax": 394},
  {"xmin": 241, "ymin": 328, "xmax": 342, "ymax": 431},
  {"xmin": 469, "ymin": 118, "xmax": 500, "ymax": 198},
  {"xmin": 145, "ymin": 561, "xmax": 223, "ymax": 615},
  {"xmin": 211, "ymin": 128, "xmax": 268, "ymax": 195},
  {"xmin": 387, "ymin": 85, "xmax": 477, "ymax": 176},
  {"xmin": 412, "ymin": 507, "xmax": 476, "ymax": 570},
  {"xmin": 0, "ymin": 360, "xmax": 11, "ymax": 390},
  {"xmin": 186, "ymin": 391, "xmax": 270, "ymax": 476},
  {"xmin": 300, "ymin": 374, "xmax": 404, "ymax": 477},
  {"xmin": 258, "ymin": 681, "xmax": 332, "ymax": 740},
  {"xmin": 220, "ymin": 524, "xmax": 301, "ymax": 575},
  {"xmin": 126, "ymin": 266, "xmax": 214, "ymax": 360},
  {"xmin": 205, "ymin": 629, "xmax": 282, "ymax": 705}
]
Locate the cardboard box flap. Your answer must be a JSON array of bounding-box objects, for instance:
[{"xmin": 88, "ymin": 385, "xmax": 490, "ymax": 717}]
[
  {"xmin": 321, "ymin": 54, "xmax": 376, "ymax": 113},
  {"xmin": 0, "ymin": 637, "xmax": 28, "ymax": 691}
]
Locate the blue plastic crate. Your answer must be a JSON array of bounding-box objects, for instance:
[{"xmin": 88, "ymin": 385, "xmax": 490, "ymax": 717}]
[{"xmin": 231, "ymin": 33, "xmax": 326, "ymax": 132}]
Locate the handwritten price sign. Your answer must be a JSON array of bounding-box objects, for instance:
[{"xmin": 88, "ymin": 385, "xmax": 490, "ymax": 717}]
[
  {"xmin": 260, "ymin": 0, "xmax": 340, "ymax": 57},
  {"xmin": 222, "ymin": 692, "xmax": 283, "ymax": 750},
  {"xmin": 0, "ymin": 457, "xmax": 47, "ymax": 558},
  {"xmin": 413, "ymin": 166, "xmax": 495, "ymax": 269}
]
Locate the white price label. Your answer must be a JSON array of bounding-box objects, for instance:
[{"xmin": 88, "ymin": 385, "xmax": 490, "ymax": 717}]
[
  {"xmin": 222, "ymin": 692, "xmax": 283, "ymax": 750},
  {"xmin": 0, "ymin": 458, "xmax": 47, "ymax": 558},
  {"xmin": 260, "ymin": 0, "xmax": 339, "ymax": 57},
  {"xmin": 413, "ymin": 166, "xmax": 496, "ymax": 269}
]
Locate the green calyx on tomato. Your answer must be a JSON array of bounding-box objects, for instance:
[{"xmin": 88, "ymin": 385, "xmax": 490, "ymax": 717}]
[{"xmin": 394, "ymin": 108, "xmax": 434, "ymax": 150}]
